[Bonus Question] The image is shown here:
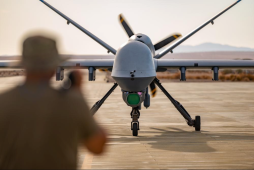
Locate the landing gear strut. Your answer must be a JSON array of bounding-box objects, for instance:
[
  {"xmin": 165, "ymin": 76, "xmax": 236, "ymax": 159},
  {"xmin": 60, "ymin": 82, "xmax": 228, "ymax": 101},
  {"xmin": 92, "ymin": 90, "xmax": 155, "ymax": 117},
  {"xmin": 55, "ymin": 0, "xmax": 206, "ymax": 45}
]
[
  {"xmin": 90, "ymin": 83, "xmax": 118, "ymax": 115},
  {"xmin": 153, "ymin": 78, "xmax": 201, "ymax": 131},
  {"xmin": 130, "ymin": 107, "xmax": 140, "ymax": 136}
]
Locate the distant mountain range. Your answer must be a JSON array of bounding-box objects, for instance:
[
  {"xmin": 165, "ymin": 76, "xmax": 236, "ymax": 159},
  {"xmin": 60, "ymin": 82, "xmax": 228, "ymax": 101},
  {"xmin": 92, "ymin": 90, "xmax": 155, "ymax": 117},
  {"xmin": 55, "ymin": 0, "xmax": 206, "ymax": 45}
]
[
  {"xmin": 1, "ymin": 43, "xmax": 254, "ymax": 60},
  {"xmin": 161, "ymin": 43, "xmax": 254, "ymax": 53}
]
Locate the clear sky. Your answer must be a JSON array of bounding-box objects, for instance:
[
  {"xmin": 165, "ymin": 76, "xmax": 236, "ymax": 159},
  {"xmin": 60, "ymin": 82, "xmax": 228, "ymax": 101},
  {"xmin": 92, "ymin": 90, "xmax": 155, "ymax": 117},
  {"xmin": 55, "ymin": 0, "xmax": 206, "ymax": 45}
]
[{"xmin": 0, "ymin": 0, "xmax": 253, "ymax": 55}]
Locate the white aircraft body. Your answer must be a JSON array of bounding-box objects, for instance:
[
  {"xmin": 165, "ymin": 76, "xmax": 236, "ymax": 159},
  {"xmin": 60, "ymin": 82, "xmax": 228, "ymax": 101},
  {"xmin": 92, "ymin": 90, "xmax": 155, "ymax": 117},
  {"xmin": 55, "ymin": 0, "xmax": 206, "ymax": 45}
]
[{"xmin": 1, "ymin": 0, "xmax": 251, "ymax": 136}]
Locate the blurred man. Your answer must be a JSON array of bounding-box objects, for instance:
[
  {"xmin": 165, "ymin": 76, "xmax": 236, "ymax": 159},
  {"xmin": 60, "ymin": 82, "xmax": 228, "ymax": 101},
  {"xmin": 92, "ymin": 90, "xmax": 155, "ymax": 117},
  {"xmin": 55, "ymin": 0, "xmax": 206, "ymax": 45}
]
[{"xmin": 0, "ymin": 36, "xmax": 107, "ymax": 169}]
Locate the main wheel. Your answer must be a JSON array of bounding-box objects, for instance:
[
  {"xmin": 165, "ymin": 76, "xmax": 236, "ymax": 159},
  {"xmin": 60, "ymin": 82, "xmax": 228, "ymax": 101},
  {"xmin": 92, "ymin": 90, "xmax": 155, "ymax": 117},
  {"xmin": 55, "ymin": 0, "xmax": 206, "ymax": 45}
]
[
  {"xmin": 195, "ymin": 116, "xmax": 201, "ymax": 131},
  {"xmin": 132, "ymin": 123, "xmax": 138, "ymax": 136}
]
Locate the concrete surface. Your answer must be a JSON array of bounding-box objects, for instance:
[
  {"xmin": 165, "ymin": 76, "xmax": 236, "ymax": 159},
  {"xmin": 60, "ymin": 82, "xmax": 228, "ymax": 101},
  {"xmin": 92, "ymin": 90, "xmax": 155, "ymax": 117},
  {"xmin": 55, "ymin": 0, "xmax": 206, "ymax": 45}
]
[{"xmin": 0, "ymin": 74, "xmax": 253, "ymax": 169}]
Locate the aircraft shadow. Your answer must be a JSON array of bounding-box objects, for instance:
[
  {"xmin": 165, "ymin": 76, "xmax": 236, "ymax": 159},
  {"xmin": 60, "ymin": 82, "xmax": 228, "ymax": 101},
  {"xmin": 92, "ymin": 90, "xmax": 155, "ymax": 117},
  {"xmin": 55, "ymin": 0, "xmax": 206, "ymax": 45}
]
[{"xmin": 114, "ymin": 126, "xmax": 254, "ymax": 153}]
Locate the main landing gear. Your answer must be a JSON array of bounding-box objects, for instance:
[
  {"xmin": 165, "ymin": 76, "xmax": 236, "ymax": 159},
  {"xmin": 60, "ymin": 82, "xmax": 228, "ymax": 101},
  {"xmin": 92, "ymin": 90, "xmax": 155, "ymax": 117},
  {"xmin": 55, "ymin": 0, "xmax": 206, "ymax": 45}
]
[
  {"xmin": 90, "ymin": 79, "xmax": 200, "ymax": 137},
  {"xmin": 153, "ymin": 77, "xmax": 201, "ymax": 131},
  {"xmin": 90, "ymin": 83, "xmax": 118, "ymax": 115},
  {"xmin": 130, "ymin": 108, "xmax": 140, "ymax": 136}
]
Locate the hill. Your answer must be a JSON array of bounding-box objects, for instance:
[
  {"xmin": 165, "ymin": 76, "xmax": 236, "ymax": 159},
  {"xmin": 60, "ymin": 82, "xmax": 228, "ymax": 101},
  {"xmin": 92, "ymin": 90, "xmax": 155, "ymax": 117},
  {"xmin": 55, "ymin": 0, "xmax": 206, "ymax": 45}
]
[{"xmin": 163, "ymin": 42, "xmax": 254, "ymax": 53}]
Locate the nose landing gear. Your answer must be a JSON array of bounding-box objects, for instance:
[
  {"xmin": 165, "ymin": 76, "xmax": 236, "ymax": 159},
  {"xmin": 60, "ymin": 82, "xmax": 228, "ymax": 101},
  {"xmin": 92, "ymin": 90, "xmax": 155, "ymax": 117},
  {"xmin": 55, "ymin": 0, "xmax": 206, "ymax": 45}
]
[{"xmin": 130, "ymin": 107, "xmax": 140, "ymax": 136}]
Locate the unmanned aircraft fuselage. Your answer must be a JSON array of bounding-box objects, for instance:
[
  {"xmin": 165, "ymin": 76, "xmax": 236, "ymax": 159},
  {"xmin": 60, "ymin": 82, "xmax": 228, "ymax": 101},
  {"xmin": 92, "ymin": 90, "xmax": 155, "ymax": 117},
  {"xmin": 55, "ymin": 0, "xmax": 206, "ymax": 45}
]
[
  {"xmin": 112, "ymin": 34, "xmax": 156, "ymax": 92},
  {"xmin": 32, "ymin": 0, "xmax": 247, "ymax": 136}
]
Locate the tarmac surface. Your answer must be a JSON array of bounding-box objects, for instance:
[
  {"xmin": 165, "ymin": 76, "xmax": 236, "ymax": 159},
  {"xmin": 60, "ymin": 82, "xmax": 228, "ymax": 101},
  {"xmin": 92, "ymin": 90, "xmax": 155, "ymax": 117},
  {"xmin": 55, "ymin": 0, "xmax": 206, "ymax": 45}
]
[{"xmin": 0, "ymin": 74, "xmax": 254, "ymax": 169}]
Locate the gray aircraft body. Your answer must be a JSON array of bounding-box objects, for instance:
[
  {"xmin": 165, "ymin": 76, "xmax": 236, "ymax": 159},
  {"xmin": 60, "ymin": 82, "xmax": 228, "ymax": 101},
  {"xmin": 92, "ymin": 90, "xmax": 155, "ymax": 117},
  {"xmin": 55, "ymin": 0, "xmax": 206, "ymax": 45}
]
[{"xmin": 1, "ymin": 0, "xmax": 251, "ymax": 136}]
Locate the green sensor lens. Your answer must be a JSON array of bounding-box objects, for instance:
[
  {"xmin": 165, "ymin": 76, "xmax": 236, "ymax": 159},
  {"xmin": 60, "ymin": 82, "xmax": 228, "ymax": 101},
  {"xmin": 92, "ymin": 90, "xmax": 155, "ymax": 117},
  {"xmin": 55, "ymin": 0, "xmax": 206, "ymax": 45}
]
[{"xmin": 127, "ymin": 93, "xmax": 140, "ymax": 105}]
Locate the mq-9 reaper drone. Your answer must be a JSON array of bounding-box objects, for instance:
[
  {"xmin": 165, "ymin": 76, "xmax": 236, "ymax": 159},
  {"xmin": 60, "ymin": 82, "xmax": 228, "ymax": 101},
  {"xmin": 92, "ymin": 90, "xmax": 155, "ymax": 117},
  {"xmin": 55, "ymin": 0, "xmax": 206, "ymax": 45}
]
[{"xmin": 36, "ymin": 0, "xmax": 250, "ymax": 136}]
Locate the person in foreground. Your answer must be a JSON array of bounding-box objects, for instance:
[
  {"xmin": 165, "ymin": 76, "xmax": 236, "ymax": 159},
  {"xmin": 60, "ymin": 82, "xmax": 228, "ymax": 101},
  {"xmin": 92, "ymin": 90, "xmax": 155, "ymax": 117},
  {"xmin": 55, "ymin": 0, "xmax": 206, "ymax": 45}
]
[{"xmin": 0, "ymin": 35, "xmax": 107, "ymax": 169}]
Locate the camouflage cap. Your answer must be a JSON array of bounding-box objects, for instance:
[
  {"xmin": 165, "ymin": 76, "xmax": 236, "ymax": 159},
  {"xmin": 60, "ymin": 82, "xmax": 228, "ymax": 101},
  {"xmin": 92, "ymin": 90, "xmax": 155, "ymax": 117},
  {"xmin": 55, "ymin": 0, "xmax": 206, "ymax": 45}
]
[{"xmin": 20, "ymin": 36, "xmax": 66, "ymax": 71}]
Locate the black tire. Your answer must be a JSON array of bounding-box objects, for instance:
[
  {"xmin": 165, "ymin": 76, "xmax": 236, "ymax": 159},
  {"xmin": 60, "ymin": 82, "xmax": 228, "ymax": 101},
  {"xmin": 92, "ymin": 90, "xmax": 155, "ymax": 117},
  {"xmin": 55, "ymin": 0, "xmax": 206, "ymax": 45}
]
[
  {"xmin": 132, "ymin": 123, "xmax": 138, "ymax": 136},
  {"xmin": 195, "ymin": 116, "xmax": 201, "ymax": 131}
]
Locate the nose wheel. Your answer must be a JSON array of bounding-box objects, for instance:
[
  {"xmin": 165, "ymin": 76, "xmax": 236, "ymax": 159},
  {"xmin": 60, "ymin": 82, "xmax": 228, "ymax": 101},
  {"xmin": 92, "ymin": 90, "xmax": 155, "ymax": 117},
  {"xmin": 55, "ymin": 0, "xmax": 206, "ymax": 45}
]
[
  {"xmin": 131, "ymin": 122, "xmax": 139, "ymax": 136},
  {"xmin": 130, "ymin": 108, "xmax": 140, "ymax": 136}
]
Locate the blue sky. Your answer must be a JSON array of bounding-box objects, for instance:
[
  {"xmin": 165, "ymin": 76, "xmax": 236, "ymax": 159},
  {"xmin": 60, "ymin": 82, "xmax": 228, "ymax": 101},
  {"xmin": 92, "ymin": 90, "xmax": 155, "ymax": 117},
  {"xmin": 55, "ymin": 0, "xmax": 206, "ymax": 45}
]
[{"xmin": 0, "ymin": 0, "xmax": 253, "ymax": 55}]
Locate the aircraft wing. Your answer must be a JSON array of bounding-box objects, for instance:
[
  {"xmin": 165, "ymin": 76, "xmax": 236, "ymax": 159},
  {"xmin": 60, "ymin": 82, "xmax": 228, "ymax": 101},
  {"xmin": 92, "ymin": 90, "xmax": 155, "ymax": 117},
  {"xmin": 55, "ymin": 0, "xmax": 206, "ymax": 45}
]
[
  {"xmin": 154, "ymin": 0, "xmax": 242, "ymax": 59},
  {"xmin": 39, "ymin": 0, "xmax": 117, "ymax": 55},
  {"xmin": 0, "ymin": 59, "xmax": 114, "ymax": 69},
  {"xmin": 0, "ymin": 60, "xmax": 19, "ymax": 68},
  {"xmin": 60, "ymin": 59, "xmax": 114, "ymax": 69},
  {"xmin": 156, "ymin": 59, "xmax": 254, "ymax": 70}
]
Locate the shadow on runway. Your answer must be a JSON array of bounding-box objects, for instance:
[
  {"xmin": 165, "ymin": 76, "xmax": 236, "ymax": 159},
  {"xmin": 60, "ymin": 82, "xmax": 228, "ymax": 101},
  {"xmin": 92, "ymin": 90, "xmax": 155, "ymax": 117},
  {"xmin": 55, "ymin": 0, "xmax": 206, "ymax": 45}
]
[
  {"xmin": 139, "ymin": 127, "xmax": 217, "ymax": 153},
  {"xmin": 113, "ymin": 126, "xmax": 254, "ymax": 153}
]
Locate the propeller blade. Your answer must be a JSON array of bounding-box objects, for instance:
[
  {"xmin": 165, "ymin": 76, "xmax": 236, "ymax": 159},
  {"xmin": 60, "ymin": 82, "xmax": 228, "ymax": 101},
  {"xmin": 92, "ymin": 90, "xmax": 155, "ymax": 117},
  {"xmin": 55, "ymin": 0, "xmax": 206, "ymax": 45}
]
[
  {"xmin": 98, "ymin": 69, "xmax": 109, "ymax": 72},
  {"xmin": 150, "ymin": 82, "xmax": 157, "ymax": 98},
  {"xmin": 119, "ymin": 14, "xmax": 134, "ymax": 38},
  {"xmin": 154, "ymin": 34, "xmax": 182, "ymax": 51}
]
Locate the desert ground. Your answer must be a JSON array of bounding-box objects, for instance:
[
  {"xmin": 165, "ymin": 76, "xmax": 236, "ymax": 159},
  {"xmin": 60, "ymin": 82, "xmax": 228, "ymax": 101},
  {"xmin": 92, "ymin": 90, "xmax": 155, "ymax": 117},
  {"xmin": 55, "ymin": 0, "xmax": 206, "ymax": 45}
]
[{"xmin": 0, "ymin": 72, "xmax": 254, "ymax": 169}]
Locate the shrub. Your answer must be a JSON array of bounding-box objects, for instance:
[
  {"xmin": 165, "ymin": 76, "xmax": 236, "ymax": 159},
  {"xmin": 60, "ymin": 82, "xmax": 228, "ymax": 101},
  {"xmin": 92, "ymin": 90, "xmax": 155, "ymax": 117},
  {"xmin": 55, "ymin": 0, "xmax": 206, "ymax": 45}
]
[
  {"xmin": 219, "ymin": 75, "xmax": 225, "ymax": 81},
  {"xmin": 243, "ymin": 77, "xmax": 250, "ymax": 82},
  {"xmin": 173, "ymin": 73, "xmax": 180, "ymax": 79},
  {"xmin": 202, "ymin": 75, "xmax": 212, "ymax": 79},
  {"xmin": 236, "ymin": 69, "xmax": 243, "ymax": 74},
  {"xmin": 221, "ymin": 69, "xmax": 234, "ymax": 75}
]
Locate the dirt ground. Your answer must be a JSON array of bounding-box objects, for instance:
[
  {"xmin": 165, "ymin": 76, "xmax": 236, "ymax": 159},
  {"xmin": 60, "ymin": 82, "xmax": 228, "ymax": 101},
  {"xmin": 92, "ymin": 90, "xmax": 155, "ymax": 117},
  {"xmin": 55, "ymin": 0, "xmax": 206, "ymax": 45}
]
[{"xmin": 0, "ymin": 70, "xmax": 25, "ymax": 77}]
